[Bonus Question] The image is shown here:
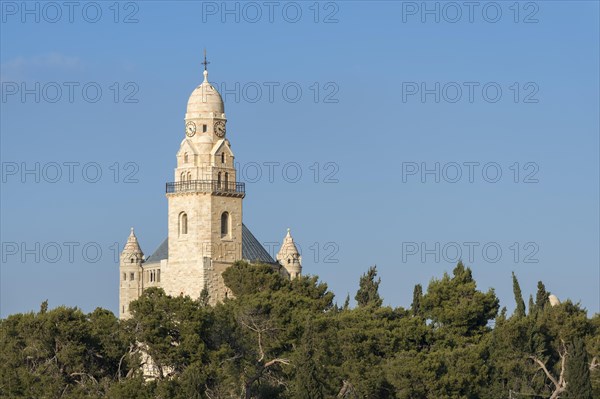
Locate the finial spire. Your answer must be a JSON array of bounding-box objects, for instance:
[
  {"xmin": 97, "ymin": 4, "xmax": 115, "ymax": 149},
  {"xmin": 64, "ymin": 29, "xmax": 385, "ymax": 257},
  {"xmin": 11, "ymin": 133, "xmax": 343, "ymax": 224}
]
[
  {"xmin": 201, "ymin": 49, "xmax": 210, "ymax": 71},
  {"xmin": 201, "ymin": 49, "xmax": 210, "ymax": 82}
]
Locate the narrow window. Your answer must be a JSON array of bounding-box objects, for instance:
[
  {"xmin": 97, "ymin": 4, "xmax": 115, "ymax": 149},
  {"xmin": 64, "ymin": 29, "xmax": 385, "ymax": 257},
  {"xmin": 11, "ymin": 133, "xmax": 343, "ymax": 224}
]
[
  {"xmin": 184, "ymin": 152, "xmax": 188, "ymax": 163},
  {"xmin": 179, "ymin": 212, "xmax": 188, "ymax": 235},
  {"xmin": 221, "ymin": 212, "xmax": 229, "ymax": 237},
  {"xmin": 217, "ymin": 172, "xmax": 222, "ymax": 188},
  {"xmin": 130, "ymin": 272, "xmax": 134, "ymax": 281},
  {"xmin": 203, "ymin": 124, "xmax": 207, "ymax": 132},
  {"xmin": 221, "ymin": 152, "xmax": 225, "ymax": 164},
  {"xmin": 123, "ymin": 272, "xmax": 126, "ymax": 281},
  {"xmin": 187, "ymin": 172, "xmax": 192, "ymax": 181},
  {"xmin": 122, "ymin": 306, "xmax": 125, "ymax": 313},
  {"xmin": 224, "ymin": 172, "xmax": 229, "ymax": 190},
  {"xmin": 157, "ymin": 269, "xmax": 160, "ymax": 282},
  {"xmin": 181, "ymin": 172, "xmax": 186, "ymax": 182}
]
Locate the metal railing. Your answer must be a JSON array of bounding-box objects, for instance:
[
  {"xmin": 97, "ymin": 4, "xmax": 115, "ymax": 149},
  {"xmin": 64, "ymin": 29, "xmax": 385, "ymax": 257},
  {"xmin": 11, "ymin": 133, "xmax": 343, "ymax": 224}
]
[{"xmin": 166, "ymin": 180, "xmax": 245, "ymax": 196}]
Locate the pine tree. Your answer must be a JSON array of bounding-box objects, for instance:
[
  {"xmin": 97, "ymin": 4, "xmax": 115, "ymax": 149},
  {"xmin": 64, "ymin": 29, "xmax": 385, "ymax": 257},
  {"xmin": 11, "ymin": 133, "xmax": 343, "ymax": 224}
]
[
  {"xmin": 512, "ymin": 272, "xmax": 526, "ymax": 318},
  {"xmin": 355, "ymin": 266, "xmax": 383, "ymax": 307},
  {"xmin": 565, "ymin": 336, "xmax": 593, "ymax": 399},
  {"xmin": 411, "ymin": 284, "xmax": 423, "ymax": 316}
]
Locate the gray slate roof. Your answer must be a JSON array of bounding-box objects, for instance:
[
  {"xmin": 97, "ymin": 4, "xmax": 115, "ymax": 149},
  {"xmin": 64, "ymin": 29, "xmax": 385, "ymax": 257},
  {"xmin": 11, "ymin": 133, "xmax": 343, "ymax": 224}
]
[{"xmin": 144, "ymin": 223, "xmax": 276, "ymax": 265}]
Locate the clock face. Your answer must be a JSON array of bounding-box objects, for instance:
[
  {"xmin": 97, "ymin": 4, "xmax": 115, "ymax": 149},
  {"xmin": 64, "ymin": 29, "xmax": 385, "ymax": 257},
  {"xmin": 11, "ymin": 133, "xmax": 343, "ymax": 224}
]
[
  {"xmin": 185, "ymin": 121, "xmax": 196, "ymax": 137},
  {"xmin": 214, "ymin": 121, "xmax": 226, "ymax": 138}
]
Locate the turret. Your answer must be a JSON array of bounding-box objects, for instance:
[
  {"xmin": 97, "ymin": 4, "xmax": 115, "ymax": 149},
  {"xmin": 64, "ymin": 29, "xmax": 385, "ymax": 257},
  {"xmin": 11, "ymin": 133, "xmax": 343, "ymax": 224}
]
[
  {"xmin": 119, "ymin": 228, "xmax": 144, "ymax": 319},
  {"xmin": 277, "ymin": 228, "xmax": 302, "ymax": 279}
]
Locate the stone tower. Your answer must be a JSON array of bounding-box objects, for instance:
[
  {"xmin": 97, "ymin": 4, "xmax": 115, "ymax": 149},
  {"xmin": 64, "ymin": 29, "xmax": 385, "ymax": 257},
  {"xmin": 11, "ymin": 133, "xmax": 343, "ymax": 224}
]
[
  {"xmin": 161, "ymin": 65, "xmax": 243, "ymax": 304},
  {"xmin": 117, "ymin": 57, "xmax": 303, "ymax": 319},
  {"xmin": 277, "ymin": 229, "xmax": 302, "ymax": 279},
  {"xmin": 119, "ymin": 228, "xmax": 144, "ymax": 319}
]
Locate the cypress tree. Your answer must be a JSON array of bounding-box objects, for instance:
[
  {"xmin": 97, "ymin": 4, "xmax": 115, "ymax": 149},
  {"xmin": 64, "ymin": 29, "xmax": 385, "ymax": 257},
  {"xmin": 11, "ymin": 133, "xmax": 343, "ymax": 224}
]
[
  {"xmin": 343, "ymin": 294, "xmax": 350, "ymax": 310},
  {"xmin": 411, "ymin": 284, "xmax": 423, "ymax": 316},
  {"xmin": 292, "ymin": 321, "xmax": 325, "ymax": 399},
  {"xmin": 565, "ymin": 336, "xmax": 593, "ymax": 399},
  {"xmin": 528, "ymin": 294, "xmax": 535, "ymax": 315},
  {"xmin": 535, "ymin": 281, "xmax": 549, "ymax": 311},
  {"xmin": 512, "ymin": 272, "xmax": 526, "ymax": 318}
]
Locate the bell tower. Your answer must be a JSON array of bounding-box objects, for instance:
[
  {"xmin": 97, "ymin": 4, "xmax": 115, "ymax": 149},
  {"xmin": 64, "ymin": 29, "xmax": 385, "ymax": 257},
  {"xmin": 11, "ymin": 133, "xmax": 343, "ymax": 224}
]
[{"xmin": 161, "ymin": 55, "xmax": 244, "ymax": 304}]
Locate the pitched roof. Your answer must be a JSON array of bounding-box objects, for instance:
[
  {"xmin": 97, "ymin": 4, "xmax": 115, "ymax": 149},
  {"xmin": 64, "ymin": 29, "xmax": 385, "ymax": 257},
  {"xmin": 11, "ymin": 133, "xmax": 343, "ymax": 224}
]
[
  {"xmin": 144, "ymin": 223, "xmax": 276, "ymax": 265},
  {"xmin": 145, "ymin": 237, "xmax": 168, "ymax": 264},
  {"xmin": 241, "ymin": 224, "xmax": 277, "ymax": 264}
]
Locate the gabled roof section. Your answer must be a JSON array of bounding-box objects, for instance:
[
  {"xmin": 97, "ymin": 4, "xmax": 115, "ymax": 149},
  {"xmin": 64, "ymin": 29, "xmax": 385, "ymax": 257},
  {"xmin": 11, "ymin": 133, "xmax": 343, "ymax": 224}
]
[
  {"xmin": 210, "ymin": 139, "xmax": 233, "ymax": 157},
  {"xmin": 177, "ymin": 138, "xmax": 199, "ymax": 156}
]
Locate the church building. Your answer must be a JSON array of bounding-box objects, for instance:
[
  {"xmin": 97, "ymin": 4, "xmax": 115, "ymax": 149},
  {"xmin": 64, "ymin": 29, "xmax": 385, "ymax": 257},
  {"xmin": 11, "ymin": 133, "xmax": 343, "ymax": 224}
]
[{"xmin": 119, "ymin": 59, "xmax": 301, "ymax": 319}]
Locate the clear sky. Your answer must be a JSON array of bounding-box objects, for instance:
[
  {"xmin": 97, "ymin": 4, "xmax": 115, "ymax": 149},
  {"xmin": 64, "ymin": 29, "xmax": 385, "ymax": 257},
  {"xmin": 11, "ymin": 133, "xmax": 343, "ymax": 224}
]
[{"xmin": 1, "ymin": 1, "xmax": 598, "ymax": 318}]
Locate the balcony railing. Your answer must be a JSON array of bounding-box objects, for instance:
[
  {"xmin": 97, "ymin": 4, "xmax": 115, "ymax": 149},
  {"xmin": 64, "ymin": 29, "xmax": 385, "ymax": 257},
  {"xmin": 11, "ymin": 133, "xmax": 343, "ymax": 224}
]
[{"xmin": 166, "ymin": 180, "xmax": 245, "ymax": 197}]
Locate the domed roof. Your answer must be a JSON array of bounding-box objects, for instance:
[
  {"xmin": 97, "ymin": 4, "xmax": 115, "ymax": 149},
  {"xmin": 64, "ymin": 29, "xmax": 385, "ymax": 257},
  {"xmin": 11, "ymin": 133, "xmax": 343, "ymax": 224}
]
[{"xmin": 186, "ymin": 69, "xmax": 224, "ymax": 116}]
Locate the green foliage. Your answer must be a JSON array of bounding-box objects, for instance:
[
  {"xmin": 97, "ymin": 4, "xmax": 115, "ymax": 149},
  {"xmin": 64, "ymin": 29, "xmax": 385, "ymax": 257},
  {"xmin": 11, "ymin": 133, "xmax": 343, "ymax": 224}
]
[
  {"xmin": 1, "ymin": 261, "xmax": 597, "ymax": 399},
  {"xmin": 355, "ymin": 266, "xmax": 383, "ymax": 308},
  {"xmin": 512, "ymin": 272, "xmax": 526, "ymax": 318},
  {"xmin": 421, "ymin": 262, "xmax": 499, "ymax": 337},
  {"xmin": 535, "ymin": 280, "xmax": 550, "ymax": 312},
  {"xmin": 411, "ymin": 284, "xmax": 423, "ymax": 316},
  {"xmin": 222, "ymin": 260, "xmax": 285, "ymax": 297},
  {"xmin": 565, "ymin": 336, "xmax": 593, "ymax": 398}
]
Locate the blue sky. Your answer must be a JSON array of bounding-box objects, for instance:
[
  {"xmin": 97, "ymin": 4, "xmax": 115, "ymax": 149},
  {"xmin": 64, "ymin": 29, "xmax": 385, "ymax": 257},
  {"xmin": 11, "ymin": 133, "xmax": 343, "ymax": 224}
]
[{"xmin": 1, "ymin": 1, "xmax": 599, "ymax": 317}]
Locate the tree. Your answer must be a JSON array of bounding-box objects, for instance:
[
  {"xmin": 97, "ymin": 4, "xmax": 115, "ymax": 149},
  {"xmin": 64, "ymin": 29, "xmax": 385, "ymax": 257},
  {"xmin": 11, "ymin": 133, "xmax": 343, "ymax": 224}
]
[
  {"xmin": 512, "ymin": 272, "xmax": 526, "ymax": 318},
  {"xmin": 355, "ymin": 266, "xmax": 383, "ymax": 308},
  {"xmin": 343, "ymin": 294, "xmax": 350, "ymax": 310},
  {"xmin": 421, "ymin": 262, "xmax": 499, "ymax": 336},
  {"xmin": 411, "ymin": 284, "xmax": 423, "ymax": 316},
  {"xmin": 290, "ymin": 320, "xmax": 326, "ymax": 399},
  {"xmin": 528, "ymin": 294, "xmax": 535, "ymax": 315},
  {"xmin": 535, "ymin": 281, "xmax": 549, "ymax": 312},
  {"xmin": 565, "ymin": 336, "xmax": 593, "ymax": 398},
  {"xmin": 222, "ymin": 261, "xmax": 285, "ymax": 297}
]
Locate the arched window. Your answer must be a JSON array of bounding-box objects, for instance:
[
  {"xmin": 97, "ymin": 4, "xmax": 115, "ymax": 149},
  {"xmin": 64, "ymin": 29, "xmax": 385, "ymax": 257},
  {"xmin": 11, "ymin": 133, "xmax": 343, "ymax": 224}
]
[
  {"xmin": 221, "ymin": 152, "xmax": 225, "ymax": 164},
  {"xmin": 217, "ymin": 172, "xmax": 222, "ymax": 189},
  {"xmin": 184, "ymin": 152, "xmax": 188, "ymax": 163},
  {"xmin": 179, "ymin": 212, "xmax": 188, "ymax": 235},
  {"xmin": 130, "ymin": 258, "xmax": 134, "ymax": 263},
  {"xmin": 187, "ymin": 172, "xmax": 192, "ymax": 181},
  {"xmin": 221, "ymin": 212, "xmax": 229, "ymax": 237},
  {"xmin": 180, "ymin": 172, "xmax": 185, "ymax": 182},
  {"xmin": 224, "ymin": 172, "xmax": 229, "ymax": 190}
]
